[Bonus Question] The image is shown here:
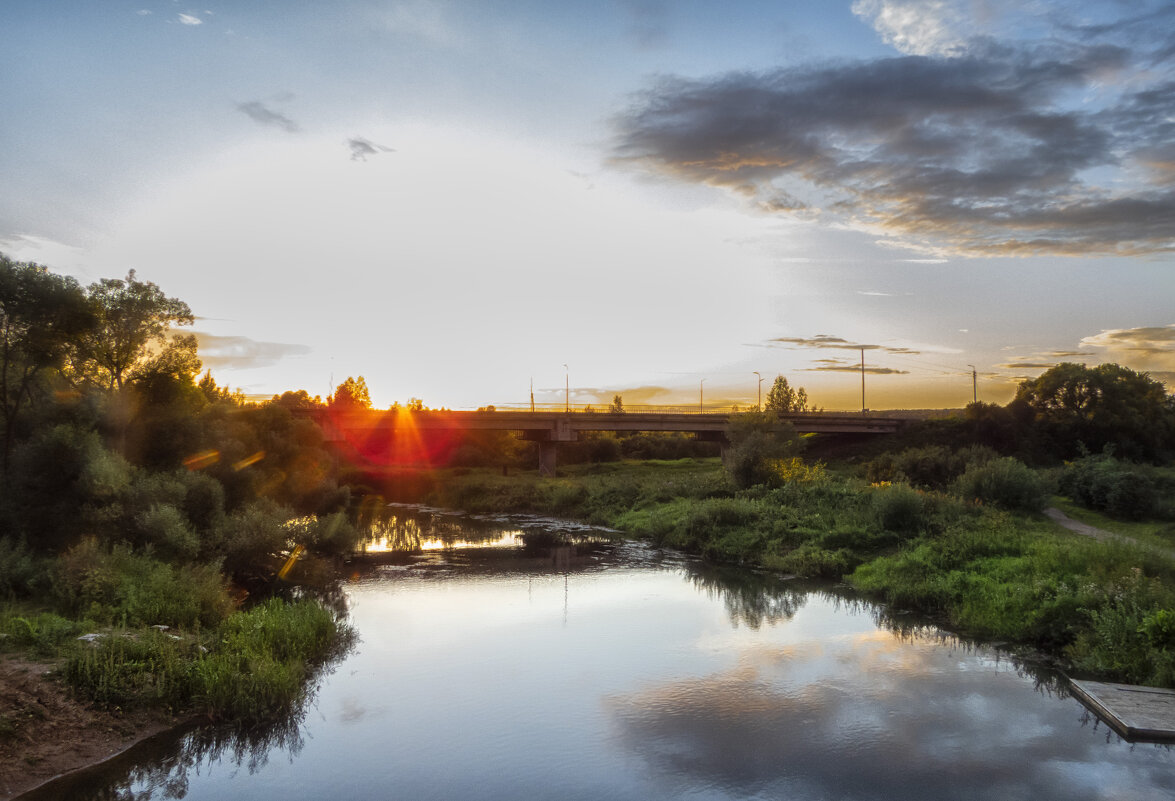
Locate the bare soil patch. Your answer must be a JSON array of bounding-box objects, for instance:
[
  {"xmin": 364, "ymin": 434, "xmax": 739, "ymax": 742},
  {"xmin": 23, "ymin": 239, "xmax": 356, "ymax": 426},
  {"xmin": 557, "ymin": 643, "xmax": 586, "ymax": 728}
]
[{"xmin": 0, "ymin": 655, "xmax": 181, "ymax": 800}]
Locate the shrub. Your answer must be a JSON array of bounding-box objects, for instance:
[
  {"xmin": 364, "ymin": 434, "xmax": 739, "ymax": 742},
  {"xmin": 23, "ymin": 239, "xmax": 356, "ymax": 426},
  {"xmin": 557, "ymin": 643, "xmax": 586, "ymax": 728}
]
[
  {"xmin": 723, "ymin": 413, "xmax": 800, "ymax": 489},
  {"xmin": 0, "ymin": 538, "xmax": 44, "ymax": 598},
  {"xmin": 869, "ymin": 483, "xmax": 927, "ymax": 533},
  {"xmin": 952, "ymin": 457, "xmax": 1047, "ymax": 512},
  {"xmin": 52, "ymin": 540, "xmax": 234, "ymax": 628},
  {"xmin": 1059, "ymin": 454, "xmax": 1163, "ymax": 520}
]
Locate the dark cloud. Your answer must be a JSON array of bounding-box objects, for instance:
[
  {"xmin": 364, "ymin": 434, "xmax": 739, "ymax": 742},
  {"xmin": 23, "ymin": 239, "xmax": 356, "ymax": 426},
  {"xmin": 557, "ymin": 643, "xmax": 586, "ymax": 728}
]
[
  {"xmin": 347, "ymin": 137, "xmax": 396, "ymax": 161},
  {"xmin": 770, "ymin": 335, "xmax": 920, "ymax": 355},
  {"xmin": 1045, "ymin": 350, "xmax": 1093, "ymax": 358},
  {"xmin": 804, "ymin": 364, "xmax": 909, "ymax": 374},
  {"xmin": 611, "ymin": 29, "xmax": 1175, "ymax": 256},
  {"xmin": 194, "ymin": 333, "xmax": 311, "ymax": 369},
  {"xmin": 997, "ymin": 362, "xmax": 1056, "ymax": 370},
  {"xmin": 236, "ymin": 101, "xmax": 300, "ymax": 133}
]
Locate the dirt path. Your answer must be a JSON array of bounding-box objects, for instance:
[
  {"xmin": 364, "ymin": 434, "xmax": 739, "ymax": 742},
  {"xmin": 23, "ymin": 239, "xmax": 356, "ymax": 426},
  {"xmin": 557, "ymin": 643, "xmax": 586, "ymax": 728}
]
[
  {"xmin": 0, "ymin": 656, "xmax": 180, "ymax": 801},
  {"xmin": 1044, "ymin": 507, "xmax": 1175, "ymax": 561}
]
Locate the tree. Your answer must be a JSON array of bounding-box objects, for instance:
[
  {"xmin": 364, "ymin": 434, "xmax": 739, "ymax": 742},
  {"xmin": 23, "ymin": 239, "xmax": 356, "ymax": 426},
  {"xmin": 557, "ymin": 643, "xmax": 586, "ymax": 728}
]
[
  {"xmin": 329, "ymin": 376, "xmax": 372, "ymax": 410},
  {"xmin": 723, "ymin": 410, "xmax": 801, "ymax": 488},
  {"xmin": 1014, "ymin": 362, "xmax": 1175, "ymax": 460},
  {"xmin": 75, "ymin": 270, "xmax": 194, "ymax": 391},
  {"xmin": 0, "ymin": 256, "xmax": 94, "ymax": 472},
  {"xmin": 610, "ymin": 394, "xmax": 625, "ymax": 414},
  {"xmin": 764, "ymin": 376, "xmax": 812, "ymax": 414}
]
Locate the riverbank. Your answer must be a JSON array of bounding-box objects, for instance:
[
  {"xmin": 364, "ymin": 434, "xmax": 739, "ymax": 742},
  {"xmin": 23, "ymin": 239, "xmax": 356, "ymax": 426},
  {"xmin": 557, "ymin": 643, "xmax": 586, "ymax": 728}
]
[
  {"xmin": 374, "ymin": 458, "xmax": 1175, "ymax": 688},
  {"xmin": 0, "ymin": 595, "xmax": 353, "ymax": 800},
  {"xmin": 0, "ymin": 655, "xmax": 187, "ymax": 800}
]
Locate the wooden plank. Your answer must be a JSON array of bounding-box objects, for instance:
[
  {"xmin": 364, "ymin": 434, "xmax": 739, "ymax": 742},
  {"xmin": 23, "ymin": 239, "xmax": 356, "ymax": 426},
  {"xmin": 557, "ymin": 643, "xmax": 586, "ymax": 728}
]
[{"xmin": 1070, "ymin": 679, "xmax": 1175, "ymax": 742}]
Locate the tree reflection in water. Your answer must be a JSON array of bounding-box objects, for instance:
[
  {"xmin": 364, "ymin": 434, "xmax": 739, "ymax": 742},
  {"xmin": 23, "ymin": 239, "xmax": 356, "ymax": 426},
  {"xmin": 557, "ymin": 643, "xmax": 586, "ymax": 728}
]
[{"xmin": 685, "ymin": 562, "xmax": 808, "ymax": 629}]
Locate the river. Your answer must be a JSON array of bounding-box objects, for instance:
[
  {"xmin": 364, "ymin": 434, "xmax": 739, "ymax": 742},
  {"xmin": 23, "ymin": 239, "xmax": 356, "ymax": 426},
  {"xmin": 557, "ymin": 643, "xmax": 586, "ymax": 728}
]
[{"xmin": 30, "ymin": 506, "xmax": 1175, "ymax": 800}]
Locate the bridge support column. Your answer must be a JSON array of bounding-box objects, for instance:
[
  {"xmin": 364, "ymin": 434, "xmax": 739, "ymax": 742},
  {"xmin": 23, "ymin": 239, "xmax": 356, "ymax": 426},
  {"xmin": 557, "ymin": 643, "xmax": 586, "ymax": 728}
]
[{"xmin": 538, "ymin": 441, "xmax": 558, "ymax": 477}]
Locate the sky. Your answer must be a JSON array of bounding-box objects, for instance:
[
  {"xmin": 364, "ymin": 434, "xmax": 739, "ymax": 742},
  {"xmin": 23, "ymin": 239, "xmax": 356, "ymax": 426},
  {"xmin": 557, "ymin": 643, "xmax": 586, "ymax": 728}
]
[{"xmin": 3, "ymin": 0, "xmax": 1174, "ymax": 410}]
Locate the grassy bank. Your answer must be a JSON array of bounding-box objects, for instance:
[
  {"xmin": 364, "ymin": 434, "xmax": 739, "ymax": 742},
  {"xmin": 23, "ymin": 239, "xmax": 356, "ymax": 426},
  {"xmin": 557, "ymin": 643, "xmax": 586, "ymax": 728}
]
[{"xmin": 400, "ymin": 458, "xmax": 1175, "ymax": 687}]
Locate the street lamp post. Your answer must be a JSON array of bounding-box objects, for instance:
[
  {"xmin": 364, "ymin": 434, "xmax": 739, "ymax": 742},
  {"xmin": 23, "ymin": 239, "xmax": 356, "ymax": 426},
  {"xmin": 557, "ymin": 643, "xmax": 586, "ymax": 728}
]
[
  {"xmin": 563, "ymin": 364, "xmax": 569, "ymax": 412},
  {"xmin": 753, "ymin": 371, "xmax": 762, "ymax": 410},
  {"xmin": 699, "ymin": 378, "xmax": 706, "ymax": 413}
]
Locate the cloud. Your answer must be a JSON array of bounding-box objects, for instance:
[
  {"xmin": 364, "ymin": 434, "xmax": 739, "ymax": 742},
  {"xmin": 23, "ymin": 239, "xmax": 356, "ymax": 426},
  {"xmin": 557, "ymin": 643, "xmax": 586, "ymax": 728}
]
[
  {"xmin": 347, "ymin": 137, "xmax": 396, "ymax": 161},
  {"xmin": 611, "ymin": 5, "xmax": 1175, "ymax": 256},
  {"xmin": 177, "ymin": 13, "xmax": 203, "ymax": 26},
  {"xmin": 804, "ymin": 364, "xmax": 910, "ymax": 375},
  {"xmin": 194, "ymin": 333, "xmax": 311, "ymax": 370},
  {"xmin": 851, "ymin": 0, "xmax": 971, "ymax": 57},
  {"xmin": 769, "ymin": 335, "xmax": 920, "ymax": 355},
  {"xmin": 620, "ymin": 0, "xmax": 670, "ymax": 49},
  {"xmin": 236, "ymin": 101, "xmax": 300, "ymax": 133},
  {"xmin": 1080, "ymin": 324, "xmax": 1175, "ymax": 371},
  {"xmin": 996, "ymin": 362, "xmax": 1056, "ymax": 370}
]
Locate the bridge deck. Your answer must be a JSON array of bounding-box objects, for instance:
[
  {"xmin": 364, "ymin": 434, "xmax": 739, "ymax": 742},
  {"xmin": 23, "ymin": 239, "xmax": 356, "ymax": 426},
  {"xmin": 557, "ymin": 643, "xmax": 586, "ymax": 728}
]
[{"xmin": 319, "ymin": 410, "xmax": 904, "ymax": 439}]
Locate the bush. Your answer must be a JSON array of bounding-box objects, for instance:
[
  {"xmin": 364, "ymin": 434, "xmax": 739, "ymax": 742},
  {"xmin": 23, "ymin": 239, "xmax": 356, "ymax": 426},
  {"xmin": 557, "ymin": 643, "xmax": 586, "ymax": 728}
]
[
  {"xmin": 0, "ymin": 538, "xmax": 45, "ymax": 598},
  {"xmin": 723, "ymin": 413, "xmax": 799, "ymax": 489},
  {"xmin": 1059, "ymin": 454, "xmax": 1164, "ymax": 520},
  {"xmin": 952, "ymin": 457, "xmax": 1047, "ymax": 512},
  {"xmin": 52, "ymin": 540, "xmax": 234, "ymax": 628},
  {"xmin": 869, "ymin": 483, "xmax": 928, "ymax": 533}
]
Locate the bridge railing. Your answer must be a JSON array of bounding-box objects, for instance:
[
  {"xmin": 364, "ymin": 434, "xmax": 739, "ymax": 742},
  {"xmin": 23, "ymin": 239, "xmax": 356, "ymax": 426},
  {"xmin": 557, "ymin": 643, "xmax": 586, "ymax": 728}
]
[{"xmin": 477, "ymin": 403, "xmax": 879, "ymax": 417}]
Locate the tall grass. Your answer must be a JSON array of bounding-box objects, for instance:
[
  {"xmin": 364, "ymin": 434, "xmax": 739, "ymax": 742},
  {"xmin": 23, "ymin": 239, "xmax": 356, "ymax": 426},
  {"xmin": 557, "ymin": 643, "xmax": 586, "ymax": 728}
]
[{"xmin": 63, "ymin": 597, "xmax": 353, "ymax": 725}]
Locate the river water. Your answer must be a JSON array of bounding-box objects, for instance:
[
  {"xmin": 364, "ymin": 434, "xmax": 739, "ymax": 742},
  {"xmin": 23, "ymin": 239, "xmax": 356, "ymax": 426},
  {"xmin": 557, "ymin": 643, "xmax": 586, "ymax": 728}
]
[{"xmin": 33, "ymin": 507, "xmax": 1175, "ymax": 800}]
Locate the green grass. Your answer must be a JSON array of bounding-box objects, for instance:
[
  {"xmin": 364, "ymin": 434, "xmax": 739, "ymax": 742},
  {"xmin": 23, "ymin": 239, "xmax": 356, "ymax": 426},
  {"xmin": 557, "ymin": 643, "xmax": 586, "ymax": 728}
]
[
  {"xmin": 412, "ymin": 457, "xmax": 1175, "ymax": 688},
  {"xmin": 1050, "ymin": 496, "xmax": 1175, "ymax": 551},
  {"xmin": 60, "ymin": 597, "xmax": 353, "ymax": 724}
]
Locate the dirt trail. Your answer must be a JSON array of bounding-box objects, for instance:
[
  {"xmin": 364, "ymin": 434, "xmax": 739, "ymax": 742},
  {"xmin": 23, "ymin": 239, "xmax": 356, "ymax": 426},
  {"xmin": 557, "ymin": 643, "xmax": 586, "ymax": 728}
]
[{"xmin": 1044, "ymin": 507, "xmax": 1175, "ymax": 561}]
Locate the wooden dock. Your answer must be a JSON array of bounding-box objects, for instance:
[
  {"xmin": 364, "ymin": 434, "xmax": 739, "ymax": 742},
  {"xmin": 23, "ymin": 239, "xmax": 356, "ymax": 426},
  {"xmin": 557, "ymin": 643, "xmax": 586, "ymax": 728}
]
[{"xmin": 1070, "ymin": 679, "xmax": 1175, "ymax": 742}]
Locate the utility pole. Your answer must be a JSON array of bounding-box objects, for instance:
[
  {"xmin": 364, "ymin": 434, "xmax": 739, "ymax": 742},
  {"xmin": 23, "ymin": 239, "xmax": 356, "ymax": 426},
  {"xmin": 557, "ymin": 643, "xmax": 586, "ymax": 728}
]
[
  {"xmin": 968, "ymin": 365, "xmax": 977, "ymax": 403},
  {"xmin": 700, "ymin": 378, "xmax": 706, "ymax": 413},
  {"xmin": 563, "ymin": 364, "xmax": 569, "ymax": 412},
  {"xmin": 530, "ymin": 377, "xmax": 535, "ymax": 412},
  {"xmin": 754, "ymin": 371, "xmax": 762, "ymax": 410},
  {"xmin": 860, "ymin": 348, "xmax": 866, "ymax": 413}
]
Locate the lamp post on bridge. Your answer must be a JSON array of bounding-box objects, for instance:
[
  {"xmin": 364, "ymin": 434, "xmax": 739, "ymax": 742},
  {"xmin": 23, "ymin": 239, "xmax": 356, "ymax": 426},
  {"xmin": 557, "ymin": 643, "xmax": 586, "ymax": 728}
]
[
  {"xmin": 563, "ymin": 364, "xmax": 569, "ymax": 412},
  {"xmin": 753, "ymin": 371, "xmax": 762, "ymax": 411},
  {"xmin": 699, "ymin": 378, "xmax": 705, "ymax": 413}
]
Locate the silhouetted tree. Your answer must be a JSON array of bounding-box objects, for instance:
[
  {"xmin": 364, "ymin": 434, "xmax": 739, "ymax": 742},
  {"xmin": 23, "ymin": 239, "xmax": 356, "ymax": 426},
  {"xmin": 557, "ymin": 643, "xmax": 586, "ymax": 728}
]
[
  {"xmin": 329, "ymin": 376, "xmax": 371, "ymax": 410},
  {"xmin": 764, "ymin": 376, "xmax": 812, "ymax": 414},
  {"xmin": 1014, "ymin": 363, "xmax": 1175, "ymax": 460},
  {"xmin": 74, "ymin": 270, "xmax": 194, "ymax": 391},
  {"xmin": 0, "ymin": 255, "xmax": 94, "ymax": 471}
]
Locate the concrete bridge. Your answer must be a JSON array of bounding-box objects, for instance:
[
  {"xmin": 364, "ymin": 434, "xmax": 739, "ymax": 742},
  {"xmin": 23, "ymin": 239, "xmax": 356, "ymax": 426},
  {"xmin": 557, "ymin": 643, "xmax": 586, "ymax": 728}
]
[{"xmin": 317, "ymin": 407, "xmax": 905, "ymax": 476}]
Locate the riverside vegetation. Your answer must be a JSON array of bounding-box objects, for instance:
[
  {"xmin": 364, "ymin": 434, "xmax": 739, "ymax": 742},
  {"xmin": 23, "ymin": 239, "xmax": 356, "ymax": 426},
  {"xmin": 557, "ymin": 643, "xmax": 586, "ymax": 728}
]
[
  {"xmin": 5, "ymin": 254, "xmax": 1175, "ymax": 752},
  {"xmin": 388, "ymin": 372, "xmax": 1175, "ymax": 689},
  {"xmin": 0, "ymin": 256, "xmax": 360, "ymax": 746}
]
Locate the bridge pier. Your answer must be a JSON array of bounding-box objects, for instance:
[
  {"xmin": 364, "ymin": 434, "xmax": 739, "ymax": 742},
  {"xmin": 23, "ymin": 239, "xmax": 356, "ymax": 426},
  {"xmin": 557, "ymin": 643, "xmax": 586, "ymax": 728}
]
[
  {"xmin": 524, "ymin": 420, "xmax": 578, "ymax": 477},
  {"xmin": 538, "ymin": 441, "xmax": 558, "ymax": 477}
]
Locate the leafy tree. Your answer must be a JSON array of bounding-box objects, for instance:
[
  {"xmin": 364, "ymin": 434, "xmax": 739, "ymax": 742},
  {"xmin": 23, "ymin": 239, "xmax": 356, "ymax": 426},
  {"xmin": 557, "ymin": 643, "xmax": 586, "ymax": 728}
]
[
  {"xmin": 0, "ymin": 256, "xmax": 94, "ymax": 471},
  {"xmin": 764, "ymin": 375, "xmax": 813, "ymax": 414},
  {"xmin": 74, "ymin": 270, "xmax": 194, "ymax": 391},
  {"xmin": 723, "ymin": 410, "xmax": 800, "ymax": 488},
  {"xmin": 610, "ymin": 394, "xmax": 625, "ymax": 414},
  {"xmin": 329, "ymin": 376, "xmax": 371, "ymax": 410},
  {"xmin": 1014, "ymin": 363, "xmax": 1174, "ymax": 460}
]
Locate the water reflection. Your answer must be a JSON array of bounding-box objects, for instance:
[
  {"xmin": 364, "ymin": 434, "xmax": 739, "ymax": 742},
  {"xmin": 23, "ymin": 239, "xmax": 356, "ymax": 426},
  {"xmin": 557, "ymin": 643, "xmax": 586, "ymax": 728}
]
[
  {"xmin": 33, "ymin": 507, "xmax": 1175, "ymax": 801},
  {"xmin": 685, "ymin": 562, "xmax": 808, "ymax": 629}
]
